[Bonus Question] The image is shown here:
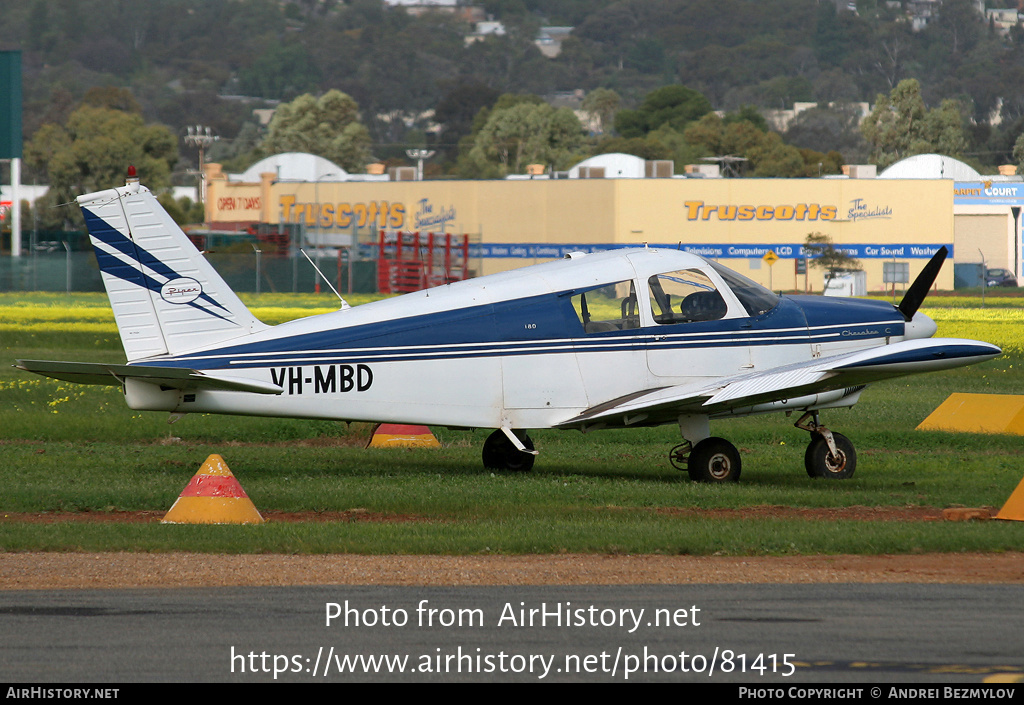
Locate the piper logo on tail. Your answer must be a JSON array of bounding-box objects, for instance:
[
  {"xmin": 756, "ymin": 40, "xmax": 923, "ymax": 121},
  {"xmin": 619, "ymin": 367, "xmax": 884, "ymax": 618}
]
[{"xmin": 161, "ymin": 277, "xmax": 203, "ymax": 304}]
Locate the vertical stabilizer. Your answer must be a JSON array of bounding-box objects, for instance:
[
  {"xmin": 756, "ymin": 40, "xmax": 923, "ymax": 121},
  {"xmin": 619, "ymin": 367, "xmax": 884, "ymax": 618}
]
[{"xmin": 77, "ymin": 176, "xmax": 268, "ymax": 361}]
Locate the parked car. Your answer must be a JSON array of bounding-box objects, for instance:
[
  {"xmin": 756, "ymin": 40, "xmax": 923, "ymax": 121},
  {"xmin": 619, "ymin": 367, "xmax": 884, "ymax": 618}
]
[{"xmin": 986, "ymin": 268, "xmax": 1018, "ymax": 287}]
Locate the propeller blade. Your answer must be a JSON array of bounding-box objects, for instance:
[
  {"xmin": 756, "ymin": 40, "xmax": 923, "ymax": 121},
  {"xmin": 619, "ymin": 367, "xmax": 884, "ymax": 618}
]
[{"xmin": 897, "ymin": 246, "xmax": 948, "ymax": 321}]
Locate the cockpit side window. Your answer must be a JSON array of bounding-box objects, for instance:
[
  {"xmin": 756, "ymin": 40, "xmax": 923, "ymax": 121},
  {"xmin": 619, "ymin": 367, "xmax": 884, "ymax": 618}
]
[
  {"xmin": 570, "ymin": 280, "xmax": 641, "ymax": 333},
  {"xmin": 706, "ymin": 260, "xmax": 779, "ymax": 317},
  {"xmin": 648, "ymin": 269, "xmax": 727, "ymax": 325}
]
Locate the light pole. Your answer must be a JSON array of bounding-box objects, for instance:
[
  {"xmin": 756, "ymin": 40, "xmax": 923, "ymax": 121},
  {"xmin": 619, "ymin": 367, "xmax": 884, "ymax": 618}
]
[
  {"xmin": 62, "ymin": 240, "xmax": 71, "ymax": 293},
  {"xmin": 250, "ymin": 242, "xmax": 262, "ymax": 296},
  {"xmin": 979, "ymin": 248, "xmax": 987, "ymax": 307},
  {"xmin": 184, "ymin": 125, "xmax": 219, "ymax": 206},
  {"xmin": 405, "ymin": 149, "xmax": 435, "ymax": 181}
]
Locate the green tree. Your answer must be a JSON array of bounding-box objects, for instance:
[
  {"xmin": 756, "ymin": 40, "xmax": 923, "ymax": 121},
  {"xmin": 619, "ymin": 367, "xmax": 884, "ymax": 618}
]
[
  {"xmin": 25, "ymin": 104, "xmax": 177, "ymax": 227},
  {"xmin": 805, "ymin": 231, "xmax": 861, "ymax": 291},
  {"xmin": 683, "ymin": 112, "xmax": 808, "ymax": 177},
  {"xmin": 469, "ymin": 102, "xmax": 584, "ymax": 174},
  {"xmin": 593, "ymin": 135, "xmax": 671, "ymax": 161},
  {"xmin": 746, "ymin": 131, "xmax": 805, "ymax": 177},
  {"xmin": 207, "ymin": 122, "xmax": 264, "ymax": 173},
  {"xmin": 860, "ymin": 79, "xmax": 968, "ymax": 168},
  {"xmin": 27, "ymin": 0, "xmax": 56, "ymax": 52},
  {"xmin": 927, "ymin": 0, "xmax": 983, "ymax": 59},
  {"xmin": 614, "ymin": 85, "xmax": 712, "ymax": 138},
  {"xmin": 453, "ymin": 94, "xmax": 544, "ymax": 178},
  {"xmin": 646, "ymin": 125, "xmax": 708, "ymax": 172},
  {"xmin": 1012, "ymin": 131, "xmax": 1024, "ymax": 176},
  {"xmin": 433, "ymin": 81, "xmax": 502, "ymax": 159},
  {"xmin": 581, "ymin": 87, "xmax": 622, "ymax": 135},
  {"xmin": 237, "ymin": 42, "xmax": 321, "ymax": 100},
  {"xmin": 81, "ymin": 86, "xmax": 143, "ymax": 114},
  {"xmin": 724, "ymin": 105, "xmax": 769, "ymax": 133},
  {"xmin": 476, "ymin": 93, "xmax": 546, "ymax": 128},
  {"xmin": 259, "ymin": 91, "xmax": 373, "ymax": 173},
  {"xmin": 157, "ymin": 193, "xmax": 205, "ymax": 226},
  {"xmin": 784, "ymin": 104, "xmax": 868, "ymax": 164}
]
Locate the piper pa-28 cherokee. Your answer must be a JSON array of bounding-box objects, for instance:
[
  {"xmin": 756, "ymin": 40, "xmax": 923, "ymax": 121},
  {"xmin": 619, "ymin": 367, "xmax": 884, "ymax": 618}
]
[{"xmin": 18, "ymin": 172, "xmax": 1001, "ymax": 482}]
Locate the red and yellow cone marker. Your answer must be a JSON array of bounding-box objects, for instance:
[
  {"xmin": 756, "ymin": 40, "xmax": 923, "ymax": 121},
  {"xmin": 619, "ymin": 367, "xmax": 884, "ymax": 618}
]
[
  {"xmin": 367, "ymin": 423, "xmax": 441, "ymax": 448},
  {"xmin": 161, "ymin": 454, "xmax": 264, "ymax": 525},
  {"xmin": 995, "ymin": 475, "xmax": 1024, "ymax": 522}
]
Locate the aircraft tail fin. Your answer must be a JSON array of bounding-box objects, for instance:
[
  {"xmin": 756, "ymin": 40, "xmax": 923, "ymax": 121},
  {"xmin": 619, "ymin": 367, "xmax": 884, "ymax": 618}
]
[{"xmin": 77, "ymin": 172, "xmax": 268, "ymax": 362}]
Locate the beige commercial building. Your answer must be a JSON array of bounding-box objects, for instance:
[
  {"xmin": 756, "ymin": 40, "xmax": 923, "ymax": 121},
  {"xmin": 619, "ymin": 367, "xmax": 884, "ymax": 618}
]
[{"xmin": 203, "ymin": 154, "xmax": 1022, "ymax": 293}]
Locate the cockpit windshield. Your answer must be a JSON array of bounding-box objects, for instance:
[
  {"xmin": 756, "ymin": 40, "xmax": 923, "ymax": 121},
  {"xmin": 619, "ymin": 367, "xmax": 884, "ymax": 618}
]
[{"xmin": 706, "ymin": 260, "xmax": 780, "ymax": 317}]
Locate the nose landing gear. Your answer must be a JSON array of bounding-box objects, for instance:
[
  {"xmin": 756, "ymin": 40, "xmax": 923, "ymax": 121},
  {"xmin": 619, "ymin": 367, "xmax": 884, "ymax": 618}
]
[{"xmin": 795, "ymin": 411, "xmax": 856, "ymax": 479}]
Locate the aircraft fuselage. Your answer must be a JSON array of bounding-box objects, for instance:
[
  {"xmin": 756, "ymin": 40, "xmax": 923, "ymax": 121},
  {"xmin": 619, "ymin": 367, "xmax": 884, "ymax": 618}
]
[{"xmin": 123, "ymin": 249, "xmax": 916, "ymax": 431}]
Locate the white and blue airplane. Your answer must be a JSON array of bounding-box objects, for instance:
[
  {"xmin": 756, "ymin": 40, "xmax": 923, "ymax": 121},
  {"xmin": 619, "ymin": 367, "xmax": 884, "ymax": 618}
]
[{"xmin": 18, "ymin": 173, "xmax": 1001, "ymax": 482}]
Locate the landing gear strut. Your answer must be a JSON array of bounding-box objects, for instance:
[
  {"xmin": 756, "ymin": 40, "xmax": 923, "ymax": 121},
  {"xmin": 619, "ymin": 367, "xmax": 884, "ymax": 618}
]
[
  {"xmin": 670, "ymin": 437, "xmax": 742, "ymax": 483},
  {"xmin": 482, "ymin": 429, "xmax": 535, "ymax": 472},
  {"xmin": 795, "ymin": 411, "xmax": 856, "ymax": 479}
]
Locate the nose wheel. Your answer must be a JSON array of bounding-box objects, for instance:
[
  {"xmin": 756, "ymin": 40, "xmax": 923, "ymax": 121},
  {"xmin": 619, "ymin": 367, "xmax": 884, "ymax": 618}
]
[{"xmin": 796, "ymin": 412, "xmax": 856, "ymax": 479}]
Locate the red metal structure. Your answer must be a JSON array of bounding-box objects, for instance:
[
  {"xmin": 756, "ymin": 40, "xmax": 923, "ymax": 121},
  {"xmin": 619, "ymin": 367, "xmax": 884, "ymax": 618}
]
[{"xmin": 377, "ymin": 231, "xmax": 471, "ymax": 294}]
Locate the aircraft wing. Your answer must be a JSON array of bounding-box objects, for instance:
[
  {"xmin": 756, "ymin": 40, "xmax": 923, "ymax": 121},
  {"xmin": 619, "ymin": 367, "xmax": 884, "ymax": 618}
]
[
  {"xmin": 555, "ymin": 338, "xmax": 1001, "ymax": 429},
  {"xmin": 14, "ymin": 359, "xmax": 283, "ymax": 395}
]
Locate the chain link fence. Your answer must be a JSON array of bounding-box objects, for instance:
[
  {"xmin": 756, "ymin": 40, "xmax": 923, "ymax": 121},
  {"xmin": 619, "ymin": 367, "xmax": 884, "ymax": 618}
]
[{"xmin": 1, "ymin": 231, "xmax": 380, "ymax": 294}]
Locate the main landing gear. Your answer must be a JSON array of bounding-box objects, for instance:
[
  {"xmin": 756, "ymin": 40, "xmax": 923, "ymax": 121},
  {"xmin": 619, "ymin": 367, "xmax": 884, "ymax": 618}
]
[
  {"xmin": 670, "ymin": 437, "xmax": 742, "ymax": 483},
  {"xmin": 482, "ymin": 429, "xmax": 536, "ymax": 472},
  {"xmin": 668, "ymin": 411, "xmax": 857, "ymax": 482}
]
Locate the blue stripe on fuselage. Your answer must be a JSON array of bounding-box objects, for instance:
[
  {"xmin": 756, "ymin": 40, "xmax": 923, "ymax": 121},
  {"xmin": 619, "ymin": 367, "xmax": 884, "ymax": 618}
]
[{"xmin": 129, "ymin": 290, "xmax": 901, "ymax": 372}]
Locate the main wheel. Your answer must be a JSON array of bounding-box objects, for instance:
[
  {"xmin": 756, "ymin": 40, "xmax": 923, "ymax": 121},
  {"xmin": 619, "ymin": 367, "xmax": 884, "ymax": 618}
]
[
  {"xmin": 482, "ymin": 429, "xmax": 535, "ymax": 472},
  {"xmin": 805, "ymin": 432, "xmax": 856, "ymax": 479},
  {"xmin": 686, "ymin": 437, "xmax": 741, "ymax": 483}
]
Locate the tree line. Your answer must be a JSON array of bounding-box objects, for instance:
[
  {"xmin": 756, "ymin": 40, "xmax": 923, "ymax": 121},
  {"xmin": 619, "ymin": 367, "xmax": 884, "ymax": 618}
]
[{"xmin": 6, "ymin": 0, "xmax": 1024, "ymax": 227}]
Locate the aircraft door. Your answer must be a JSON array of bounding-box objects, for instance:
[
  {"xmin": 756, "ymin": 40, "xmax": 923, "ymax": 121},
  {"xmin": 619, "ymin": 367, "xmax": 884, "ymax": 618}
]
[
  {"xmin": 499, "ymin": 291, "xmax": 590, "ymax": 426},
  {"xmin": 567, "ymin": 277, "xmax": 649, "ymax": 405},
  {"xmin": 644, "ymin": 268, "xmax": 752, "ymax": 380},
  {"xmin": 703, "ymin": 260, "xmax": 808, "ymax": 374}
]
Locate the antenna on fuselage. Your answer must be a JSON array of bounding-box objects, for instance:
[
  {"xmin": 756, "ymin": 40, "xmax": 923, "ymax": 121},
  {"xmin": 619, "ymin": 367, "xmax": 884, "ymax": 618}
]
[{"xmin": 300, "ymin": 249, "xmax": 351, "ymax": 310}]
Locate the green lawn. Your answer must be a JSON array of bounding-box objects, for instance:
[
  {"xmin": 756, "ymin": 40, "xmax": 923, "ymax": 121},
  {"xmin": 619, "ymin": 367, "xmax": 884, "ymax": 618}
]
[{"xmin": 2, "ymin": 292, "xmax": 1022, "ymax": 554}]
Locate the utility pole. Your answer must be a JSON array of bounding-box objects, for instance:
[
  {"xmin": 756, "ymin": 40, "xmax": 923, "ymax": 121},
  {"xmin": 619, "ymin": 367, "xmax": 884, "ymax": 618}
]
[
  {"xmin": 184, "ymin": 125, "xmax": 219, "ymax": 205},
  {"xmin": 405, "ymin": 149, "xmax": 435, "ymax": 181}
]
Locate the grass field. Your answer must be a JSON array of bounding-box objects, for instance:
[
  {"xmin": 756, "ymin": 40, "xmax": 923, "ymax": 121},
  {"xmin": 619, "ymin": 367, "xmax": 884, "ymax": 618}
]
[{"xmin": 2, "ymin": 291, "xmax": 1023, "ymax": 555}]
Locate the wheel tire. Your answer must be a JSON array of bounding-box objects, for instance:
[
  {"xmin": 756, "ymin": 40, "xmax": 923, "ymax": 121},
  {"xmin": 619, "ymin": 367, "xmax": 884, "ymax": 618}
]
[
  {"xmin": 804, "ymin": 439, "xmax": 820, "ymax": 478},
  {"xmin": 805, "ymin": 432, "xmax": 856, "ymax": 479},
  {"xmin": 482, "ymin": 430, "xmax": 535, "ymax": 472},
  {"xmin": 686, "ymin": 437, "xmax": 741, "ymax": 483}
]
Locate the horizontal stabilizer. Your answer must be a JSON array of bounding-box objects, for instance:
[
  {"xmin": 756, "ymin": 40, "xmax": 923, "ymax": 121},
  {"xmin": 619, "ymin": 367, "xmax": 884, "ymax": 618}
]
[{"xmin": 15, "ymin": 359, "xmax": 283, "ymax": 395}]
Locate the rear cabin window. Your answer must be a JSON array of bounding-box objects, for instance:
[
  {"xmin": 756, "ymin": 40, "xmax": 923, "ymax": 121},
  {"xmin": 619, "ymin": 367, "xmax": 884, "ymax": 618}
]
[
  {"xmin": 648, "ymin": 269, "xmax": 727, "ymax": 325},
  {"xmin": 571, "ymin": 280, "xmax": 641, "ymax": 333}
]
